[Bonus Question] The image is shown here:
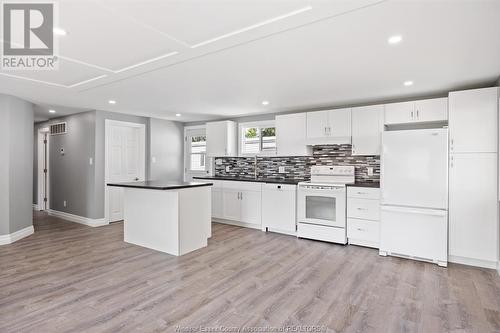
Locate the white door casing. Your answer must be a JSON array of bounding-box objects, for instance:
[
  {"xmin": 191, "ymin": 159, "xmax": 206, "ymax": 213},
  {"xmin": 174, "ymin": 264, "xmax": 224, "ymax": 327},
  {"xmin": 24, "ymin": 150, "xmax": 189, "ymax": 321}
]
[
  {"xmin": 37, "ymin": 127, "xmax": 50, "ymax": 210},
  {"xmin": 105, "ymin": 120, "xmax": 146, "ymax": 223}
]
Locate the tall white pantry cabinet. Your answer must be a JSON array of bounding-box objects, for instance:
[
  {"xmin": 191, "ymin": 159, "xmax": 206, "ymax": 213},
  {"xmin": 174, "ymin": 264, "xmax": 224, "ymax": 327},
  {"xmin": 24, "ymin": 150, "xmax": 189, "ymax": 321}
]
[{"xmin": 448, "ymin": 87, "xmax": 499, "ymax": 269}]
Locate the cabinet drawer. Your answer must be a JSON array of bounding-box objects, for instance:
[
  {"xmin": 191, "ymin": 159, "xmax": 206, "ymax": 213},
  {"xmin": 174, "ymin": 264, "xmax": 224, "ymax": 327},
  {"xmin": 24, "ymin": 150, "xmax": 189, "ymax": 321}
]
[
  {"xmin": 347, "ymin": 218, "xmax": 379, "ymax": 247},
  {"xmin": 347, "ymin": 198, "xmax": 380, "ymax": 220},
  {"xmin": 347, "ymin": 187, "xmax": 380, "ymax": 199},
  {"xmin": 222, "ymin": 181, "xmax": 262, "ymax": 192}
]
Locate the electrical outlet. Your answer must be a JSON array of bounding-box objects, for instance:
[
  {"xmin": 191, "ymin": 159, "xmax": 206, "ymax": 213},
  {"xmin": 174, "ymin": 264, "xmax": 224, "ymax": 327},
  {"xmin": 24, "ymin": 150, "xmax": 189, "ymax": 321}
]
[
  {"xmin": 89, "ymin": 157, "xmax": 93, "ymax": 165},
  {"xmin": 151, "ymin": 156, "xmax": 157, "ymax": 163},
  {"xmin": 63, "ymin": 200, "xmax": 67, "ymax": 207},
  {"xmin": 367, "ymin": 167, "xmax": 373, "ymax": 176},
  {"xmin": 278, "ymin": 166, "xmax": 286, "ymax": 174},
  {"xmin": 225, "ymin": 166, "xmax": 230, "ymax": 172},
  {"xmin": 215, "ymin": 159, "xmax": 223, "ymax": 165}
]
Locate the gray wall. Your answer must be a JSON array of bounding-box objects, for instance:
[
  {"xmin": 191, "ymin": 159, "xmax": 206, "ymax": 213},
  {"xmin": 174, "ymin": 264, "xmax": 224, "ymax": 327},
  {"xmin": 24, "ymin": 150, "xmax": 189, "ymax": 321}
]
[
  {"xmin": 0, "ymin": 94, "xmax": 34, "ymax": 235},
  {"xmin": 149, "ymin": 118, "xmax": 184, "ymax": 181},
  {"xmin": 47, "ymin": 111, "xmax": 97, "ymax": 218}
]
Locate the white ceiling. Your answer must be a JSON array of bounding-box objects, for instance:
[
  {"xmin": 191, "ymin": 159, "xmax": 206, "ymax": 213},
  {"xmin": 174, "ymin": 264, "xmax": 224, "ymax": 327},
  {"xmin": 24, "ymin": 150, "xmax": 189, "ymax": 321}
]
[{"xmin": 1, "ymin": 0, "xmax": 500, "ymax": 122}]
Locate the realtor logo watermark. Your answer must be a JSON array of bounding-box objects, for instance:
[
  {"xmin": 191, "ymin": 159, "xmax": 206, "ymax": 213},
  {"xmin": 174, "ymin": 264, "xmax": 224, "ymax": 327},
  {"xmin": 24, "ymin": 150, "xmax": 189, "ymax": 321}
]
[{"xmin": 1, "ymin": 1, "xmax": 59, "ymax": 70}]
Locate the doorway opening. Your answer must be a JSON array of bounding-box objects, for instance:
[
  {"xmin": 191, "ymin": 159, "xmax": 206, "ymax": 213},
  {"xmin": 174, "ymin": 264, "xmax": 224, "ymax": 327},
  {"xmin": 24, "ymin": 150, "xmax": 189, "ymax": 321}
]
[{"xmin": 37, "ymin": 127, "xmax": 50, "ymax": 211}]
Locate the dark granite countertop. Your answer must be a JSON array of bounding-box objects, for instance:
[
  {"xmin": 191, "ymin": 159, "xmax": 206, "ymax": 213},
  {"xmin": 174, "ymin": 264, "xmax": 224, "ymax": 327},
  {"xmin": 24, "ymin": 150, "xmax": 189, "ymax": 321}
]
[
  {"xmin": 194, "ymin": 176, "xmax": 303, "ymax": 185},
  {"xmin": 107, "ymin": 180, "xmax": 213, "ymax": 190},
  {"xmin": 347, "ymin": 182, "xmax": 380, "ymax": 188}
]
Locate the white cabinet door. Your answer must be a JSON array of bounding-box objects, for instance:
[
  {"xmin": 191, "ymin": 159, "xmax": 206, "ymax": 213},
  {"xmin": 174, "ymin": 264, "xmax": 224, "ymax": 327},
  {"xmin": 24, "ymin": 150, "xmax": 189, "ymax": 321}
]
[
  {"xmin": 222, "ymin": 188, "xmax": 240, "ymax": 221},
  {"xmin": 276, "ymin": 113, "xmax": 310, "ymax": 156},
  {"xmin": 415, "ymin": 97, "xmax": 448, "ymax": 123},
  {"xmin": 212, "ymin": 188, "xmax": 223, "ymax": 219},
  {"xmin": 262, "ymin": 184, "xmax": 296, "ymax": 234},
  {"xmin": 449, "ymin": 87, "xmax": 498, "ymax": 153},
  {"xmin": 351, "ymin": 105, "xmax": 383, "ymax": 155},
  {"xmin": 240, "ymin": 190, "xmax": 262, "ymax": 226},
  {"xmin": 384, "ymin": 101, "xmax": 414, "ymax": 124},
  {"xmin": 449, "ymin": 153, "xmax": 498, "ymax": 263},
  {"xmin": 306, "ymin": 111, "xmax": 329, "ymax": 139},
  {"xmin": 206, "ymin": 121, "xmax": 237, "ymax": 157},
  {"xmin": 328, "ymin": 108, "xmax": 351, "ymax": 142}
]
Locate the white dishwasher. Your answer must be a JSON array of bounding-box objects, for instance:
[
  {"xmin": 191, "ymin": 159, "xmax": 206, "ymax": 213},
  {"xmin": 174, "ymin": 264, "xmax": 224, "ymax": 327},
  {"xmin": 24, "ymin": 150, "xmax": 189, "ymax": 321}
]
[{"xmin": 262, "ymin": 183, "xmax": 297, "ymax": 235}]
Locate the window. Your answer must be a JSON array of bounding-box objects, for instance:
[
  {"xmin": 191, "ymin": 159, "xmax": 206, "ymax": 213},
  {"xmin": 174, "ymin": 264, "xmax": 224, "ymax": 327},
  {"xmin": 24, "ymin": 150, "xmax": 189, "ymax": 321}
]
[
  {"xmin": 239, "ymin": 121, "xmax": 276, "ymax": 156},
  {"xmin": 189, "ymin": 135, "xmax": 206, "ymax": 171}
]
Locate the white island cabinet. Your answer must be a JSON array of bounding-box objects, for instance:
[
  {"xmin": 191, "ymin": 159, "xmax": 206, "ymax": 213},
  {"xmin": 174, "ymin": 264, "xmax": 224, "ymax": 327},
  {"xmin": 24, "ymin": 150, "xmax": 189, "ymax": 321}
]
[{"xmin": 107, "ymin": 181, "xmax": 213, "ymax": 256}]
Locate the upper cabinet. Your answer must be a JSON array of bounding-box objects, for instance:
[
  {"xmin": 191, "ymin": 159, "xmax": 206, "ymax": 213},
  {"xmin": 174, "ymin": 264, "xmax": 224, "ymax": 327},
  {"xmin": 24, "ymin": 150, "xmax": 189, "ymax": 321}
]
[
  {"xmin": 306, "ymin": 108, "xmax": 351, "ymax": 145},
  {"xmin": 449, "ymin": 87, "xmax": 499, "ymax": 153},
  {"xmin": 351, "ymin": 105, "xmax": 384, "ymax": 156},
  {"xmin": 384, "ymin": 98, "xmax": 448, "ymax": 125},
  {"xmin": 206, "ymin": 120, "xmax": 237, "ymax": 157},
  {"xmin": 276, "ymin": 113, "xmax": 311, "ymax": 156}
]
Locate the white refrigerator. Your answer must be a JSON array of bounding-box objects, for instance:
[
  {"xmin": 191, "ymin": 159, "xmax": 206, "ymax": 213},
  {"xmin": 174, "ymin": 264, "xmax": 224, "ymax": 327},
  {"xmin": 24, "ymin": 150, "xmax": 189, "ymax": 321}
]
[{"xmin": 380, "ymin": 128, "xmax": 448, "ymax": 267}]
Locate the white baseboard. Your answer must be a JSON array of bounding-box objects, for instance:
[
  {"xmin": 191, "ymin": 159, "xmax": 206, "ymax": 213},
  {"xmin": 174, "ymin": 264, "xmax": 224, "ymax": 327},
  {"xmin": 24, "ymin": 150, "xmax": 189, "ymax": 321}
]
[
  {"xmin": 47, "ymin": 209, "xmax": 107, "ymax": 227},
  {"xmin": 449, "ymin": 255, "xmax": 498, "ymax": 270},
  {"xmin": 212, "ymin": 218, "xmax": 261, "ymax": 230},
  {"xmin": 33, "ymin": 204, "xmax": 40, "ymax": 211},
  {"xmin": 0, "ymin": 225, "xmax": 34, "ymax": 245}
]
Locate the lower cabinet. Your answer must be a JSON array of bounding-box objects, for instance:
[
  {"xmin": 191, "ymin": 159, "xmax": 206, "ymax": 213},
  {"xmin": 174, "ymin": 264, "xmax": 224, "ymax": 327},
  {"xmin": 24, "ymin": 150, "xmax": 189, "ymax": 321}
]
[
  {"xmin": 346, "ymin": 187, "xmax": 380, "ymax": 248},
  {"xmin": 216, "ymin": 181, "xmax": 263, "ymax": 229},
  {"xmin": 262, "ymin": 184, "xmax": 297, "ymax": 235}
]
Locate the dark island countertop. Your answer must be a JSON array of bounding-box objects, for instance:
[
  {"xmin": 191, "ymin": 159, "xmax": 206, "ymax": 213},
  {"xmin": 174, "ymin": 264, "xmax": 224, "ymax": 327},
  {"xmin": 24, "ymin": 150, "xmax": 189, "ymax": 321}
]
[
  {"xmin": 194, "ymin": 176, "xmax": 303, "ymax": 185},
  {"xmin": 107, "ymin": 180, "xmax": 213, "ymax": 190}
]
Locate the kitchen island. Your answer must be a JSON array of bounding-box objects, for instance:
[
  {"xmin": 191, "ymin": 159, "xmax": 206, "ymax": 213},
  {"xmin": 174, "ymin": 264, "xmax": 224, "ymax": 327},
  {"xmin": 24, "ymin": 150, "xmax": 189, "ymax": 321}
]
[{"xmin": 107, "ymin": 180, "xmax": 213, "ymax": 256}]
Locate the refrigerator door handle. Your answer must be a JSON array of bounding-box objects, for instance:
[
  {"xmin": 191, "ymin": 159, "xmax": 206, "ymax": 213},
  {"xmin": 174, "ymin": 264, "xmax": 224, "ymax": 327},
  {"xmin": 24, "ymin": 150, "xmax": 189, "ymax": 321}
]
[{"xmin": 381, "ymin": 205, "xmax": 447, "ymax": 217}]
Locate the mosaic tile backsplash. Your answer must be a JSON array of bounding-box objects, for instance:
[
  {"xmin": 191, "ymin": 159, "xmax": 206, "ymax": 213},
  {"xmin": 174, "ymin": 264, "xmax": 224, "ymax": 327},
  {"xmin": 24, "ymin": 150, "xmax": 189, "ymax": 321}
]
[{"xmin": 214, "ymin": 144, "xmax": 380, "ymax": 183}]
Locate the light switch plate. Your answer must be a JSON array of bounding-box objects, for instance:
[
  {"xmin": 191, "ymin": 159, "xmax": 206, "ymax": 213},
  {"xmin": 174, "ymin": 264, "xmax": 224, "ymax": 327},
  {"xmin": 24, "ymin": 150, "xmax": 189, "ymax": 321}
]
[
  {"xmin": 278, "ymin": 166, "xmax": 286, "ymax": 174},
  {"xmin": 367, "ymin": 167, "xmax": 373, "ymax": 176},
  {"xmin": 151, "ymin": 156, "xmax": 157, "ymax": 163},
  {"xmin": 225, "ymin": 166, "xmax": 230, "ymax": 172}
]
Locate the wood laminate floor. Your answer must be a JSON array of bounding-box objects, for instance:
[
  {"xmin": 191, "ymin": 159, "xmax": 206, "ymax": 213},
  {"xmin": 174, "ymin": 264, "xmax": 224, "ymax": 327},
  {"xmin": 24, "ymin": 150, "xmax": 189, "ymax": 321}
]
[{"xmin": 1, "ymin": 212, "xmax": 499, "ymax": 333}]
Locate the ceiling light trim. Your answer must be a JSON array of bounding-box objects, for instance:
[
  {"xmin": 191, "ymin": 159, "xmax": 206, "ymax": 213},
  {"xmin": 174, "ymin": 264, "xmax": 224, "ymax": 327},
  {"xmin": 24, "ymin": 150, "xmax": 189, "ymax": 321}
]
[
  {"xmin": 114, "ymin": 52, "xmax": 179, "ymax": 73},
  {"xmin": 68, "ymin": 75, "xmax": 108, "ymax": 88},
  {"xmin": 0, "ymin": 72, "xmax": 67, "ymax": 88},
  {"xmin": 191, "ymin": 6, "xmax": 313, "ymax": 49}
]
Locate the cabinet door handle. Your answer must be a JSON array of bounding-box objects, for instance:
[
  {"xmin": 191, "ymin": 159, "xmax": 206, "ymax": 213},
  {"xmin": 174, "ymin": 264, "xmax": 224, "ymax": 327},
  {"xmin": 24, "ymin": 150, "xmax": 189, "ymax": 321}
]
[
  {"xmin": 357, "ymin": 192, "xmax": 366, "ymax": 195},
  {"xmin": 450, "ymin": 139, "xmax": 454, "ymax": 151},
  {"xmin": 416, "ymin": 109, "xmax": 419, "ymax": 119},
  {"xmin": 356, "ymin": 207, "xmax": 367, "ymax": 211},
  {"xmin": 410, "ymin": 111, "xmax": 414, "ymax": 120},
  {"xmin": 356, "ymin": 228, "xmax": 364, "ymax": 231}
]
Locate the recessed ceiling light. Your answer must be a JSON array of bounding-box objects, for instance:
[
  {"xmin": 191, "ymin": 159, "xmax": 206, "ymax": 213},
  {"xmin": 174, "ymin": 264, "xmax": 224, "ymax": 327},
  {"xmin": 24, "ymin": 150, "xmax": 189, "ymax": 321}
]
[
  {"xmin": 388, "ymin": 35, "xmax": 402, "ymax": 44},
  {"xmin": 53, "ymin": 27, "xmax": 67, "ymax": 36},
  {"xmin": 49, "ymin": 109, "xmax": 56, "ymax": 113},
  {"xmin": 175, "ymin": 113, "xmax": 181, "ymax": 117},
  {"xmin": 262, "ymin": 101, "xmax": 269, "ymax": 105},
  {"xmin": 108, "ymin": 100, "xmax": 116, "ymax": 104},
  {"xmin": 404, "ymin": 80, "xmax": 414, "ymax": 86}
]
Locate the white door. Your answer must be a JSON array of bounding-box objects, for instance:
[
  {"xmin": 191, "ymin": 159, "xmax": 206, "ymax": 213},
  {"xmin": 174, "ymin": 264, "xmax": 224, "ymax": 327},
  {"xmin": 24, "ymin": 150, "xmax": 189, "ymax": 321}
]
[
  {"xmin": 449, "ymin": 153, "xmax": 498, "ymax": 262},
  {"xmin": 184, "ymin": 127, "xmax": 209, "ymax": 181},
  {"xmin": 449, "ymin": 87, "xmax": 498, "ymax": 153},
  {"xmin": 107, "ymin": 123, "xmax": 145, "ymax": 223},
  {"xmin": 206, "ymin": 121, "xmax": 227, "ymax": 156},
  {"xmin": 276, "ymin": 113, "xmax": 309, "ymax": 156},
  {"xmin": 414, "ymin": 98, "xmax": 448, "ymax": 123},
  {"xmin": 328, "ymin": 108, "xmax": 351, "ymax": 140},
  {"xmin": 384, "ymin": 101, "xmax": 414, "ymax": 124},
  {"xmin": 381, "ymin": 129, "xmax": 448, "ymax": 209},
  {"xmin": 351, "ymin": 105, "xmax": 383, "ymax": 155},
  {"xmin": 306, "ymin": 111, "xmax": 329, "ymax": 139},
  {"xmin": 222, "ymin": 189, "xmax": 240, "ymax": 221},
  {"xmin": 240, "ymin": 190, "xmax": 262, "ymax": 225}
]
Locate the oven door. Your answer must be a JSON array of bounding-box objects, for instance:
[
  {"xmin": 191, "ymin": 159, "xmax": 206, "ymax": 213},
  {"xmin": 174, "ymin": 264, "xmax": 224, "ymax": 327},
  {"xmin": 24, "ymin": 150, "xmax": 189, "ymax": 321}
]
[{"xmin": 297, "ymin": 186, "xmax": 346, "ymax": 228}]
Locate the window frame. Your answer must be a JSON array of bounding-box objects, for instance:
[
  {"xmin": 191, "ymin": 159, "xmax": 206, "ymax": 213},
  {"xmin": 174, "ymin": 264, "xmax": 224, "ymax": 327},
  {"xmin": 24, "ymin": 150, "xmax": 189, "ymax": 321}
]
[
  {"xmin": 238, "ymin": 120, "xmax": 277, "ymax": 157},
  {"xmin": 184, "ymin": 125, "xmax": 209, "ymax": 181}
]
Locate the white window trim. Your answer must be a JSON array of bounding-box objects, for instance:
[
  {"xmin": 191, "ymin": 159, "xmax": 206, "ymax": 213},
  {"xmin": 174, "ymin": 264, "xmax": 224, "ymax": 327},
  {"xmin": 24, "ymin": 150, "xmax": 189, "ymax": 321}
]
[
  {"xmin": 184, "ymin": 125, "xmax": 210, "ymax": 181},
  {"xmin": 238, "ymin": 120, "xmax": 277, "ymax": 157}
]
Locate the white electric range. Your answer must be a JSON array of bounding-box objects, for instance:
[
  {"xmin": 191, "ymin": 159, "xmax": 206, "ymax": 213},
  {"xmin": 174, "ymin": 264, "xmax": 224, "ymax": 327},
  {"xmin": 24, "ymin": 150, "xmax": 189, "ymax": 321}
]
[{"xmin": 297, "ymin": 165, "xmax": 355, "ymax": 244}]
